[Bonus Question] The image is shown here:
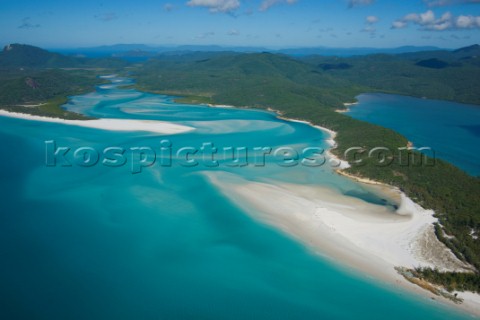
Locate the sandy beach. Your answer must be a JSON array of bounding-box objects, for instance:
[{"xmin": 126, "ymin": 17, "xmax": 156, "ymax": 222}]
[
  {"xmin": 334, "ymin": 101, "xmax": 359, "ymax": 113},
  {"xmin": 197, "ymin": 112, "xmax": 480, "ymax": 317},
  {"xmin": 0, "ymin": 110, "xmax": 195, "ymax": 134},
  {"xmin": 206, "ymin": 103, "xmax": 235, "ymax": 109},
  {"xmin": 203, "ymin": 170, "xmax": 480, "ymax": 317},
  {"xmin": 273, "ymin": 115, "xmax": 480, "ymax": 316},
  {"xmin": 317, "ymin": 126, "xmax": 351, "ymax": 170}
]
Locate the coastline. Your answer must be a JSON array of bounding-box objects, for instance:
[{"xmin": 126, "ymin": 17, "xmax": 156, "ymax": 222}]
[
  {"xmin": 207, "ymin": 107, "xmax": 480, "ymax": 317},
  {"xmin": 203, "ymin": 169, "xmax": 480, "ymax": 318},
  {"xmin": 0, "ymin": 110, "xmax": 195, "ymax": 134},
  {"xmin": 206, "ymin": 103, "xmax": 235, "ymax": 109},
  {"xmin": 335, "ymin": 101, "xmax": 358, "ymax": 113},
  {"xmin": 277, "ymin": 117, "xmax": 351, "ymax": 170},
  {"xmin": 2, "ymin": 101, "xmax": 479, "ymax": 316}
]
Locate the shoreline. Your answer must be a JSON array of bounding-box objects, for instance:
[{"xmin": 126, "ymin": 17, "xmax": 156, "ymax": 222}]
[
  {"xmin": 204, "ymin": 170, "xmax": 480, "ymax": 318},
  {"xmin": 206, "ymin": 103, "xmax": 235, "ymax": 109},
  {"xmin": 335, "ymin": 101, "xmax": 358, "ymax": 113},
  {"xmin": 208, "ymin": 107, "xmax": 480, "ymax": 317},
  {"xmin": 277, "ymin": 117, "xmax": 351, "ymax": 170},
  {"xmin": 0, "ymin": 110, "xmax": 195, "ymax": 134},
  {"xmin": 279, "ymin": 112, "xmax": 480, "ymax": 318},
  {"xmin": 2, "ymin": 100, "xmax": 478, "ymax": 316}
]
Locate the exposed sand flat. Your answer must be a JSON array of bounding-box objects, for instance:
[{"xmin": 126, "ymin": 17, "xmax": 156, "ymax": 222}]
[
  {"xmin": 207, "ymin": 103, "xmax": 235, "ymax": 108},
  {"xmin": 99, "ymin": 74, "xmax": 118, "ymax": 79},
  {"xmin": 0, "ymin": 110, "xmax": 195, "ymax": 134},
  {"xmin": 204, "ymin": 171, "xmax": 468, "ymax": 273},
  {"xmin": 203, "ymin": 171, "xmax": 479, "ymax": 317},
  {"xmin": 15, "ymin": 103, "xmax": 46, "ymax": 108}
]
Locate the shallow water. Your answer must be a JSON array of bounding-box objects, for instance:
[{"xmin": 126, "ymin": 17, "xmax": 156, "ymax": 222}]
[{"xmin": 0, "ymin": 78, "xmax": 470, "ymax": 319}]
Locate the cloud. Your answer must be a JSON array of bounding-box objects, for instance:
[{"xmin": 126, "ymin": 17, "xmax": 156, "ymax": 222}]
[
  {"xmin": 366, "ymin": 15, "xmax": 379, "ymax": 24},
  {"xmin": 391, "ymin": 20, "xmax": 408, "ymax": 29},
  {"xmin": 196, "ymin": 31, "xmax": 215, "ymax": 39},
  {"xmin": 348, "ymin": 0, "xmax": 375, "ymax": 8},
  {"xmin": 227, "ymin": 29, "xmax": 240, "ymax": 36},
  {"xmin": 18, "ymin": 17, "xmax": 40, "ymax": 29},
  {"xmin": 94, "ymin": 12, "xmax": 118, "ymax": 22},
  {"xmin": 361, "ymin": 25, "xmax": 376, "ymax": 33},
  {"xmin": 423, "ymin": 0, "xmax": 480, "ymax": 7},
  {"xmin": 259, "ymin": 0, "xmax": 298, "ymax": 11},
  {"xmin": 186, "ymin": 0, "xmax": 240, "ymax": 13},
  {"xmin": 455, "ymin": 14, "xmax": 480, "ymax": 28},
  {"xmin": 362, "ymin": 15, "xmax": 378, "ymax": 34},
  {"xmin": 164, "ymin": 3, "xmax": 175, "ymax": 11},
  {"xmin": 392, "ymin": 10, "xmax": 480, "ymax": 30}
]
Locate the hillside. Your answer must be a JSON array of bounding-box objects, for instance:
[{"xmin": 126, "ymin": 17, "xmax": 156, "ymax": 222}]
[
  {"xmin": 0, "ymin": 45, "xmax": 126, "ymax": 119},
  {"xmin": 0, "ymin": 44, "xmax": 78, "ymax": 68},
  {"xmin": 136, "ymin": 51, "xmax": 365, "ymax": 109},
  {"xmin": 302, "ymin": 44, "xmax": 480, "ymax": 105},
  {"xmin": 0, "ymin": 43, "xmax": 129, "ymax": 69}
]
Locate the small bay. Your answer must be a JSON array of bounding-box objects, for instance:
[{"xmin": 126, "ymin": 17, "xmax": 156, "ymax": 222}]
[{"xmin": 346, "ymin": 93, "xmax": 480, "ymax": 176}]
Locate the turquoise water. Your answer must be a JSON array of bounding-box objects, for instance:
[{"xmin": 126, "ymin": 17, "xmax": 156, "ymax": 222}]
[
  {"xmin": 0, "ymin": 79, "xmax": 471, "ymax": 319},
  {"xmin": 346, "ymin": 93, "xmax": 480, "ymax": 177}
]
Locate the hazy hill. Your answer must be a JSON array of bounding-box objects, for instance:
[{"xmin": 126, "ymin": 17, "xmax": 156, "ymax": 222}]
[
  {"xmin": 277, "ymin": 45, "xmax": 442, "ymax": 57},
  {"xmin": 397, "ymin": 44, "xmax": 480, "ymax": 61},
  {"xmin": 0, "ymin": 44, "xmax": 79, "ymax": 68},
  {"xmin": 138, "ymin": 44, "xmax": 480, "ymax": 106},
  {"xmin": 0, "ymin": 43, "xmax": 129, "ymax": 69},
  {"xmin": 0, "ymin": 44, "xmax": 121, "ymax": 118},
  {"xmin": 301, "ymin": 44, "xmax": 480, "ymax": 105},
  {"xmin": 52, "ymin": 44, "xmax": 446, "ymax": 59}
]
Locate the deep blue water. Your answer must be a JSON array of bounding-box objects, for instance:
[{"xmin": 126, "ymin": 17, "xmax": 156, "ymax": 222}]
[
  {"xmin": 0, "ymin": 79, "xmax": 471, "ymax": 319},
  {"xmin": 346, "ymin": 93, "xmax": 480, "ymax": 176}
]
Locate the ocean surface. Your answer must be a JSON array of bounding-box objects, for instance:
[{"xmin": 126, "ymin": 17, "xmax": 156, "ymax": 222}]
[
  {"xmin": 346, "ymin": 93, "xmax": 480, "ymax": 177},
  {"xmin": 0, "ymin": 78, "xmax": 470, "ymax": 319}
]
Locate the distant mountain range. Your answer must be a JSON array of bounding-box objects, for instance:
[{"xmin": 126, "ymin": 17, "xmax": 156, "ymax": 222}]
[
  {"xmin": 277, "ymin": 45, "xmax": 444, "ymax": 57},
  {"xmin": 2, "ymin": 43, "xmax": 479, "ymax": 69},
  {"xmin": 51, "ymin": 44, "xmax": 448, "ymax": 60}
]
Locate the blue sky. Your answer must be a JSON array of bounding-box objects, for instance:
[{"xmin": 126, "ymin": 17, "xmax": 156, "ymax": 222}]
[{"xmin": 1, "ymin": 0, "xmax": 480, "ymax": 49}]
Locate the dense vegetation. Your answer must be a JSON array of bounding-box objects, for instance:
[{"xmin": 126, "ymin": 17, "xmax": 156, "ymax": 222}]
[
  {"xmin": 302, "ymin": 45, "xmax": 480, "ymax": 106},
  {"xmin": 132, "ymin": 48, "xmax": 480, "ymax": 292},
  {"xmin": 1, "ymin": 43, "xmax": 479, "ymax": 293},
  {"xmin": 0, "ymin": 44, "xmax": 128, "ymax": 69},
  {"xmin": 0, "ymin": 44, "xmax": 127, "ymax": 119},
  {"xmin": 414, "ymin": 267, "xmax": 480, "ymax": 294},
  {"xmin": 0, "ymin": 69, "xmax": 101, "ymax": 119}
]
